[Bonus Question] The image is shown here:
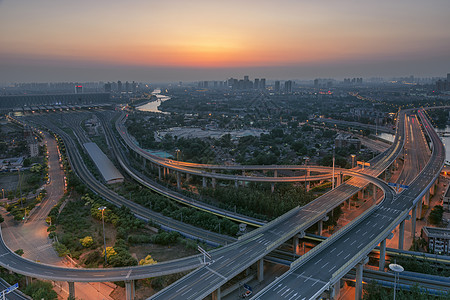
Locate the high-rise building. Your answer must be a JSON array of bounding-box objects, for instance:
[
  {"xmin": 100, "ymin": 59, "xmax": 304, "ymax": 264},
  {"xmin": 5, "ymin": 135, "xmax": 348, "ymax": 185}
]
[
  {"xmin": 314, "ymin": 79, "xmax": 319, "ymax": 87},
  {"xmin": 104, "ymin": 82, "xmax": 112, "ymax": 92},
  {"xmin": 274, "ymin": 81, "xmax": 280, "ymax": 92},
  {"xmin": 447, "ymin": 73, "xmax": 450, "ymax": 82},
  {"xmin": 260, "ymin": 78, "xmax": 266, "ymax": 90},
  {"xmin": 125, "ymin": 81, "xmax": 130, "ymax": 93},
  {"xmin": 117, "ymin": 81, "xmax": 122, "ymax": 93},
  {"xmin": 132, "ymin": 81, "xmax": 137, "ymax": 93},
  {"xmin": 284, "ymin": 80, "xmax": 292, "ymax": 93},
  {"xmin": 75, "ymin": 85, "xmax": 83, "ymax": 94}
]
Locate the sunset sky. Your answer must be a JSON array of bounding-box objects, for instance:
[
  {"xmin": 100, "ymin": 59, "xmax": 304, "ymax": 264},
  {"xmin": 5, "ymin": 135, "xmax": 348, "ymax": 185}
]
[{"xmin": 1, "ymin": 0, "xmax": 449, "ymax": 82}]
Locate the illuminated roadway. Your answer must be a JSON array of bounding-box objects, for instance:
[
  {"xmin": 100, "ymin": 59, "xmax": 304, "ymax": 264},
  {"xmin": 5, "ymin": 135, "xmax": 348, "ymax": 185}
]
[
  {"xmin": 252, "ymin": 109, "xmax": 445, "ymax": 299},
  {"xmin": 0, "ymin": 108, "xmax": 403, "ymax": 288}
]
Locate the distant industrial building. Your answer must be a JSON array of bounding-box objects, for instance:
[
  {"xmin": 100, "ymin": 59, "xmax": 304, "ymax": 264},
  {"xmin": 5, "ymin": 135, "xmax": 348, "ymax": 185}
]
[
  {"xmin": 422, "ymin": 226, "xmax": 450, "ymax": 255},
  {"xmin": 335, "ymin": 133, "xmax": 361, "ymax": 150},
  {"xmin": 435, "ymin": 73, "xmax": 450, "ymax": 91},
  {"xmin": 0, "ymin": 93, "xmax": 111, "ymax": 110},
  {"xmin": 83, "ymin": 142, "xmax": 124, "ymax": 184}
]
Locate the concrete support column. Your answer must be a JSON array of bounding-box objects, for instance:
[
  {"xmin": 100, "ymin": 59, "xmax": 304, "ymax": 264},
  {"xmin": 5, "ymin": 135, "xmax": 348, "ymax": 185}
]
[
  {"xmin": 355, "ymin": 258, "xmax": 368, "ymax": 300},
  {"xmin": 125, "ymin": 280, "xmax": 135, "ymax": 300},
  {"xmin": 271, "ymin": 183, "xmax": 275, "ymax": 193},
  {"xmin": 357, "ymin": 190, "xmax": 363, "ymax": 200},
  {"xmin": 424, "ymin": 192, "xmax": 430, "ymax": 206},
  {"xmin": 212, "ymin": 287, "xmax": 221, "ymax": 300},
  {"xmin": 430, "ymin": 183, "xmax": 435, "ymax": 195},
  {"xmin": 411, "ymin": 205, "xmax": 417, "ymax": 239},
  {"xmin": 163, "ymin": 167, "xmax": 166, "ymax": 178},
  {"xmin": 257, "ymin": 258, "xmax": 264, "ymax": 282},
  {"xmin": 186, "ymin": 173, "xmax": 190, "ymax": 182},
  {"xmin": 306, "ymin": 181, "xmax": 310, "ymax": 192},
  {"xmin": 212, "ymin": 178, "xmax": 216, "ymax": 189},
  {"xmin": 347, "ymin": 198, "xmax": 351, "ymax": 209},
  {"xmin": 25, "ymin": 276, "xmax": 32, "ymax": 286},
  {"xmin": 379, "ymin": 239, "xmax": 386, "ymax": 271},
  {"xmin": 68, "ymin": 282, "xmax": 75, "ymax": 300},
  {"xmin": 177, "ymin": 172, "xmax": 181, "ymax": 190},
  {"xmin": 143, "ymin": 158, "xmax": 146, "ymax": 168},
  {"xmin": 417, "ymin": 200, "xmax": 422, "ymax": 219},
  {"xmin": 235, "ymin": 179, "xmax": 239, "ymax": 189},
  {"xmin": 398, "ymin": 220, "xmax": 405, "ymax": 250},
  {"xmin": 331, "ymin": 280, "xmax": 341, "ymax": 300},
  {"xmin": 202, "ymin": 177, "xmax": 207, "ymax": 188},
  {"xmin": 158, "ymin": 166, "xmax": 162, "ymax": 180},
  {"xmin": 293, "ymin": 236, "xmax": 299, "ymax": 254},
  {"xmin": 373, "ymin": 184, "xmax": 377, "ymax": 203},
  {"xmin": 274, "ymin": 170, "xmax": 277, "ymax": 178},
  {"xmin": 318, "ymin": 220, "xmax": 323, "ymax": 236}
]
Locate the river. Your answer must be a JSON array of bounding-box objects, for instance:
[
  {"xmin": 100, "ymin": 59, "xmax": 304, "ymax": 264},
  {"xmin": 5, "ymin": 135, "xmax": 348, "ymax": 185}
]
[{"xmin": 136, "ymin": 89, "xmax": 170, "ymax": 113}]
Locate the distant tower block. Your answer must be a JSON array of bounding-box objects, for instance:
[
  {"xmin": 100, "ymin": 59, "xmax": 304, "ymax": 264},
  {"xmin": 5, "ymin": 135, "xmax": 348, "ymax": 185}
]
[{"xmin": 75, "ymin": 85, "xmax": 83, "ymax": 94}]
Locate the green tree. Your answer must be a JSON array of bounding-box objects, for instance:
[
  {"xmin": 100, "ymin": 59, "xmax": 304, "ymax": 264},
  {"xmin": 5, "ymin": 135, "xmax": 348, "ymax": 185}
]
[
  {"xmin": 23, "ymin": 280, "xmax": 57, "ymax": 300},
  {"xmin": 428, "ymin": 205, "xmax": 443, "ymax": 225},
  {"xmin": 80, "ymin": 236, "xmax": 94, "ymax": 248}
]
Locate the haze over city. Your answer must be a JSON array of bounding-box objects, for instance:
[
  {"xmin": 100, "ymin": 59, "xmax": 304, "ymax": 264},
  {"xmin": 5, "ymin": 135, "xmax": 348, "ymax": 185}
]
[{"xmin": 1, "ymin": 0, "xmax": 450, "ymax": 83}]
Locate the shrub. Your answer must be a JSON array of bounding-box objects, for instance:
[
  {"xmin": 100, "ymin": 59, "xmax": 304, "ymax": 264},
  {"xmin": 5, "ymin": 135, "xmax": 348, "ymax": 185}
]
[{"xmin": 80, "ymin": 236, "xmax": 94, "ymax": 248}]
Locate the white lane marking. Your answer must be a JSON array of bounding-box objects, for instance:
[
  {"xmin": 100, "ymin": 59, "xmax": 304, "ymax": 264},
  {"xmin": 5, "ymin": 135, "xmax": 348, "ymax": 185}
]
[
  {"xmin": 281, "ymin": 288, "xmax": 291, "ymax": 296},
  {"xmin": 205, "ymin": 266, "xmax": 227, "ymax": 280},
  {"xmin": 288, "ymin": 292, "xmax": 298, "ymax": 300},
  {"xmin": 126, "ymin": 269, "xmax": 132, "ymax": 279},
  {"xmin": 351, "ymin": 240, "xmax": 356, "ymax": 245},
  {"xmin": 277, "ymin": 286, "xmax": 288, "ymax": 294},
  {"xmin": 344, "ymin": 254, "xmax": 350, "ymax": 260},
  {"xmin": 330, "ymin": 247, "xmax": 336, "ymax": 253},
  {"xmin": 273, "ymin": 284, "xmax": 283, "ymax": 292},
  {"xmin": 337, "ymin": 250, "xmax": 343, "ymax": 256},
  {"xmin": 314, "ymin": 258, "xmax": 322, "ymax": 265},
  {"xmin": 321, "ymin": 262, "xmax": 329, "ymax": 269},
  {"xmin": 181, "ymin": 288, "xmax": 192, "ymax": 296}
]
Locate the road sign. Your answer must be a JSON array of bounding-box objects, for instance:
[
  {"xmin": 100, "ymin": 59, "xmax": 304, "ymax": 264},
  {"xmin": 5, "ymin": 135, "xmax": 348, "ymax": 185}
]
[
  {"xmin": 2, "ymin": 282, "xmax": 19, "ymax": 299},
  {"xmin": 357, "ymin": 161, "xmax": 370, "ymax": 167},
  {"xmin": 388, "ymin": 182, "xmax": 397, "ymax": 187},
  {"xmin": 399, "ymin": 184, "xmax": 409, "ymax": 189}
]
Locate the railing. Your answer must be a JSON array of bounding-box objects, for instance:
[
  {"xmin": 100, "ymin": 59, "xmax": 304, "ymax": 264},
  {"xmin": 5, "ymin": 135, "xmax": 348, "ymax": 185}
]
[
  {"xmin": 331, "ymin": 209, "xmax": 408, "ymax": 282},
  {"xmin": 289, "ymin": 202, "xmax": 381, "ymax": 269}
]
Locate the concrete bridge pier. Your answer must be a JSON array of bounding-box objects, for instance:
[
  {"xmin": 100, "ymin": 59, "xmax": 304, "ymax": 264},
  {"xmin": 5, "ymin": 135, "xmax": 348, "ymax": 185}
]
[
  {"xmin": 292, "ymin": 231, "xmax": 305, "ymax": 254},
  {"xmin": 330, "ymin": 279, "xmax": 341, "ymax": 300},
  {"xmin": 424, "ymin": 192, "xmax": 430, "ymax": 206},
  {"xmin": 176, "ymin": 172, "xmax": 181, "ymax": 190},
  {"xmin": 202, "ymin": 177, "xmax": 207, "ymax": 188},
  {"xmin": 355, "ymin": 257, "xmax": 369, "ymax": 300},
  {"xmin": 318, "ymin": 216, "xmax": 329, "ymax": 236},
  {"xmin": 25, "ymin": 276, "xmax": 32, "ymax": 286},
  {"xmin": 411, "ymin": 205, "xmax": 417, "ymax": 239},
  {"xmin": 398, "ymin": 220, "xmax": 405, "ymax": 250},
  {"xmin": 417, "ymin": 200, "xmax": 422, "ymax": 219},
  {"xmin": 68, "ymin": 281, "xmax": 75, "ymax": 300},
  {"xmin": 257, "ymin": 258, "xmax": 264, "ymax": 282},
  {"xmin": 212, "ymin": 178, "xmax": 216, "ymax": 189},
  {"xmin": 158, "ymin": 166, "xmax": 161, "ymax": 180},
  {"xmin": 271, "ymin": 183, "xmax": 275, "ymax": 193},
  {"xmin": 373, "ymin": 184, "xmax": 377, "ymax": 203},
  {"xmin": 430, "ymin": 182, "xmax": 436, "ymax": 196},
  {"xmin": 125, "ymin": 280, "xmax": 135, "ymax": 300},
  {"xmin": 186, "ymin": 173, "xmax": 190, "ymax": 182},
  {"xmin": 212, "ymin": 287, "xmax": 221, "ymax": 300},
  {"xmin": 235, "ymin": 179, "xmax": 239, "ymax": 189}
]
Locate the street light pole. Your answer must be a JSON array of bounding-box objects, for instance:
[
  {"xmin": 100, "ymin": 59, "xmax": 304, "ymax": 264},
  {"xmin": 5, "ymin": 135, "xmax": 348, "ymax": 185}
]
[
  {"xmin": 351, "ymin": 154, "xmax": 356, "ymax": 169},
  {"xmin": 389, "ymin": 263, "xmax": 404, "ymax": 300},
  {"xmin": 98, "ymin": 206, "xmax": 107, "ymax": 265},
  {"xmin": 304, "ymin": 156, "xmax": 309, "ymax": 191}
]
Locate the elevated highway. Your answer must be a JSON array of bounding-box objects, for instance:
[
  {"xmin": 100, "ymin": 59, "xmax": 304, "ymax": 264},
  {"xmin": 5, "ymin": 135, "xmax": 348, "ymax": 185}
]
[
  {"xmin": 0, "ymin": 107, "xmax": 405, "ymax": 300},
  {"xmin": 253, "ymin": 109, "xmax": 445, "ymax": 299}
]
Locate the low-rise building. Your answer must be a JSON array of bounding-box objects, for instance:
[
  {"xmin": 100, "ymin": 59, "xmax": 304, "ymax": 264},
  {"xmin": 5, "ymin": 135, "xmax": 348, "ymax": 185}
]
[
  {"xmin": 422, "ymin": 226, "xmax": 450, "ymax": 256},
  {"xmin": 334, "ymin": 133, "xmax": 361, "ymax": 150}
]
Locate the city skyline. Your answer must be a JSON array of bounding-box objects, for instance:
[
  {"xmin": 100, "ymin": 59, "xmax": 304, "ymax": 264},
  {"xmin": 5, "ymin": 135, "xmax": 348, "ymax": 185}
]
[{"xmin": 1, "ymin": 0, "xmax": 450, "ymax": 82}]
